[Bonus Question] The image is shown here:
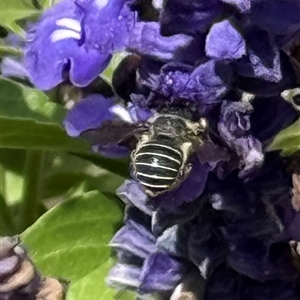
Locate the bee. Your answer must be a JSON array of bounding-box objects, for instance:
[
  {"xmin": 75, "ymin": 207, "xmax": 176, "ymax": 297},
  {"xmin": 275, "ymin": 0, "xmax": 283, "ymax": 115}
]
[{"xmin": 81, "ymin": 107, "xmax": 208, "ymax": 197}]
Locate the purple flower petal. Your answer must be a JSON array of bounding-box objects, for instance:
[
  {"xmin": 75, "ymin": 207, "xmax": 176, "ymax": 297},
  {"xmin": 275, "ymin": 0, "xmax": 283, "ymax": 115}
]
[
  {"xmin": 225, "ymin": 235, "xmax": 297, "ymax": 281},
  {"xmin": 117, "ymin": 180, "xmax": 152, "ymax": 215},
  {"xmin": 0, "ymin": 57, "xmax": 28, "ymax": 79},
  {"xmin": 63, "ymin": 94, "xmax": 115, "ymax": 137},
  {"xmin": 109, "ymin": 224, "xmax": 156, "ymax": 259},
  {"xmin": 250, "ymin": 96, "xmax": 299, "ymax": 145},
  {"xmin": 247, "ymin": 0, "xmax": 300, "ymax": 36},
  {"xmin": 156, "ymin": 224, "xmax": 190, "ymax": 258},
  {"xmin": 235, "ymin": 28, "xmax": 282, "ymax": 83},
  {"xmin": 25, "ymin": 0, "xmax": 135, "ymax": 90},
  {"xmin": 126, "ymin": 22, "xmax": 193, "ymax": 62},
  {"xmin": 219, "ymin": 0, "xmax": 253, "ymax": 12},
  {"xmin": 124, "ymin": 206, "xmax": 154, "ymax": 243},
  {"xmin": 206, "ymin": 19, "xmax": 246, "ymax": 60},
  {"xmin": 159, "ymin": 0, "xmax": 222, "ymax": 36},
  {"xmin": 151, "ymin": 196, "xmax": 205, "ymax": 236},
  {"xmin": 128, "ymin": 102, "xmax": 153, "ymax": 123},
  {"xmin": 218, "ymin": 101, "xmax": 264, "ymax": 179},
  {"xmin": 144, "ymin": 60, "xmax": 232, "ymax": 113},
  {"xmin": 139, "ymin": 252, "xmax": 187, "ymax": 294},
  {"xmin": 188, "ymin": 222, "xmax": 226, "ymax": 278},
  {"xmin": 63, "ymin": 94, "xmax": 131, "ymax": 158},
  {"xmin": 237, "ymin": 51, "xmax": 298, "ymax": 96},
  {"xmin": 107, "ymin": 263, "xmax": 141, "ymax": 290}
]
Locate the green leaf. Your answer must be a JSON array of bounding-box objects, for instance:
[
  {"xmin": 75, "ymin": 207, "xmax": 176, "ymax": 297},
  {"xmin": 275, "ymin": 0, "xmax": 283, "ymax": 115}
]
[
  {"xmin": 21, "ymin": 191, "xmax": 123, "ymax": 300},
  {"xmin": 0, "ymin": 0, "xmax": 40, "ymax": 35},
  {"xmin": 115, "ymin": 290, "xmax": 136, "ymax": 300},
  {"xmin": 268, "ymin": 119, "xmax": 300, "ymax": 155},
  {"xmin": 39, "ymin": 0, "xmax": 61, "ymax": 9},
  {"xmin": 67, "ymin": 260, "xmax": 117, "ymax": 300},
  {"xmin": 43, "ymin": 152, "xmax": 125, "ymax": 199},
  {"xmin": 0, "ymin": 77, "xmax": 89, "ymax": 151},
  {"xmin": 69, "ymin": 152, "xmax": 129, "ymax": 178}
]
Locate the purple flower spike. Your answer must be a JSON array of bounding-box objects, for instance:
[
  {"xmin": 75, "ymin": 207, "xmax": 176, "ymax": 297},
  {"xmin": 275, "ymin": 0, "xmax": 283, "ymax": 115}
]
[
  {"xmin": 25, "ymin": 0, "xmax": 135, "ymax": 90},
  {"xmin": 206, "ymin": 19, "xmax": 246, "ymax": 60},
  {"xmin": 63, "ymin": 94, "xmax": 115, "ymax": 137}
]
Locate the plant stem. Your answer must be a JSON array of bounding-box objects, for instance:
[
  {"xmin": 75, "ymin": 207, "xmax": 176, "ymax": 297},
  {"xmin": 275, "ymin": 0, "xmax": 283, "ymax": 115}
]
[
  {"xmin": 20, "ymin": 150, "xmax": 46, "ymax": 231},
  {"xmin": 0, "ymin": 163, "xmax": 16, "ymax": 234},
  {"xmin": 0, "ymin": 195, "xmax": 16, "ymax": 234},
  {"xmin": 0, "ymin": 45, "xmax": 23, "ymax": 57}
]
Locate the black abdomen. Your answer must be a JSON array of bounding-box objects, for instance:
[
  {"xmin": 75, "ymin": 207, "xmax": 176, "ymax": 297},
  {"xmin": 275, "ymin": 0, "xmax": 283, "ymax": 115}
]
[{"xmin": 131, "ymin": 141, "xmax": 183, "ymax": 195}]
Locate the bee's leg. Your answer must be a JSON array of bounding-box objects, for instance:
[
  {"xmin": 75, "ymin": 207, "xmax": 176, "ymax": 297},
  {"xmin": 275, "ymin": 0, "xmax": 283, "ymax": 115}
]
[
  {"xmin": 182, "ymin": 163, "xmax": 192, "ymax": 179},
  {"xmin": 175, "ymin": 163, "xmax": 192, "ymax": 186}
]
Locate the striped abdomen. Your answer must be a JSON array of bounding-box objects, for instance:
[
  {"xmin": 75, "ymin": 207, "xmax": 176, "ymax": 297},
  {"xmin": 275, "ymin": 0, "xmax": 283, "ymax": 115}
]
[{"xmin": 131, "ymin": 141, "xmax": 183, "ymax": 196}]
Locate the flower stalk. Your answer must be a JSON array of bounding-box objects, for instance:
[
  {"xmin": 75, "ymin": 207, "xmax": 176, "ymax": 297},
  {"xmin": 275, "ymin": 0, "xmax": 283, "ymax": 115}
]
[{"xmin": 20, "ymin": 150, "xmax": 46, "ymax": 232}]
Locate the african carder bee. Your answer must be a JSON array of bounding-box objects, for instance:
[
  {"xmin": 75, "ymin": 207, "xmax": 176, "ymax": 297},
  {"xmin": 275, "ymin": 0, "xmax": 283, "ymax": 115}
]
[{"xmin": 81, "ymin": 106, "xmax": 208, "ymax": 197}]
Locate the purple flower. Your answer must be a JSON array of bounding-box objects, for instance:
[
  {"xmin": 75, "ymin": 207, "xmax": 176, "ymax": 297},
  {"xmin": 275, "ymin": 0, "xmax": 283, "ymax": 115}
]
[
  {"xmin": 24, "ymin": 0, "xmax": 135, "ymax": 90},
  {"xmin": 205, "ymin": 19, "xmax": 246, "ymax": 61},
  {"xmin": 218, "ymin": 100, "xmax": 264, "ymax": 179},
  {"xmin": 0, "ymin": 32, "xmax": 28, "ymax": 80},
  {"xmin": 125, "ymin": 22, "xmax": 194, "ymax": 62},
  {"xmin": 63, "ymin": 94, "xmax": 131, "ymax": 157},
  {"xmin": 64, "ymin": 94, "xmax": 116, "ymax": 137},
  {"xmin": 144, "ymin": 60, "xmax": 232, "ymax": 113},
  {"xmin": 235, "ymin": 27, "xmax": 282, "ymax": 83},
  {"xmin": 108, "ymin": 152, "xmax": 300, "ymax": 297},
  {"xmin": 1, "ymin": 57, "xmax": 28, "ymax": 79}
]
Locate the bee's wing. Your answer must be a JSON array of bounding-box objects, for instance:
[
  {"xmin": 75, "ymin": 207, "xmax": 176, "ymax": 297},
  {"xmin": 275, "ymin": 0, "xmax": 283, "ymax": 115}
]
[
  {"xmin": 196, "ymin": 137, "xmax": 232, "ymax": 164},
  {"xmin": 80, "ymin": 120, "xmax": 147, "ymax": 147}
]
